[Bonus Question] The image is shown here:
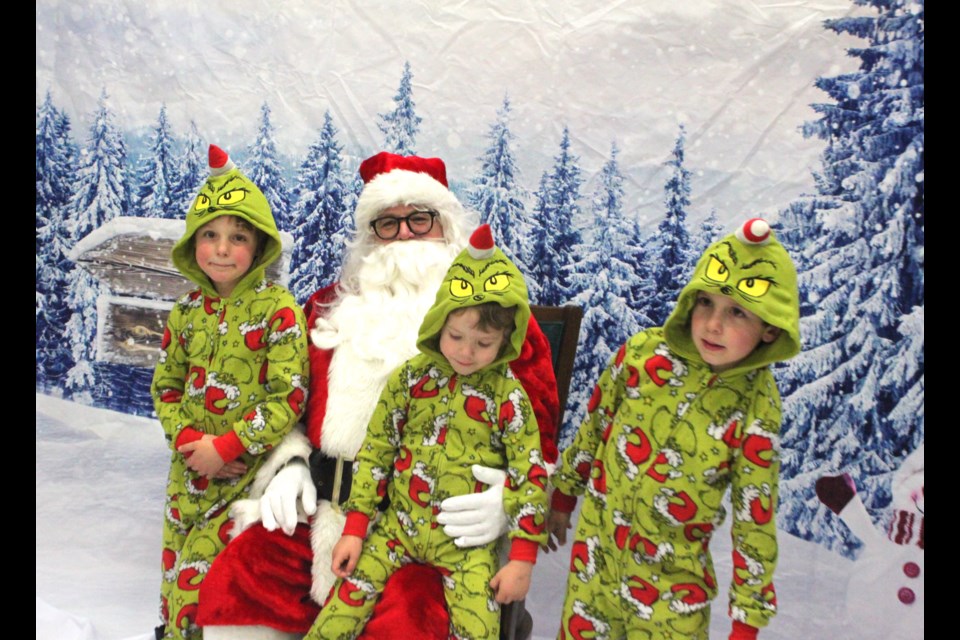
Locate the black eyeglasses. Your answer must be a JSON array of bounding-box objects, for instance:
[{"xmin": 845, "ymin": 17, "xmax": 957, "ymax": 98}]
[{"xmin": 369, "ymin": 210, "xmax": 438, "ymax": 240}]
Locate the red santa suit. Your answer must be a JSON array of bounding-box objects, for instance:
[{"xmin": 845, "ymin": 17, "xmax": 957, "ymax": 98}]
[{"xmin": 198, "ymin": 153, "xmax": 559, "ymax": 640}]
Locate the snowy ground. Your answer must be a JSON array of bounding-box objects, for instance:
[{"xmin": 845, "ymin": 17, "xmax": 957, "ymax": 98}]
[{"xmin": 39, "ymin": 393, "xmax": 871, "ymax": 640}]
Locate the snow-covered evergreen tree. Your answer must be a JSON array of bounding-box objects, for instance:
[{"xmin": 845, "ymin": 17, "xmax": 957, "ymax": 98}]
[
  {"xmin": 62, "ymin": 89, "xmax": 130, "ymax": 400},
  {"xmin": 467, "ymin": 95, "xmax": 529, "ymax": 266},
  {"xmin": 289, "ymin": 111, "xmax": 351, "ymax": 303},
  {"xmin": 68, "ymin": 89, "xmax": 130, "ymax": 240},
  {"xmin": 525, "ymin": 173, "xmax": 551, "ymax": 305},
  {"xmin": 246, "ymin": 102, "xmax": 292, "ymax": 231},
  {"xmin": 36, "ymin": 92, "xmax": 77, "ymax": 389},
  {"xmin": 171, "ymin": 121, "xmax": 205, "ymax": 216},
  {"xmin": 134, "ymin": 105, "xmax": 179, "ymax": 218},
  {"xmin": 646, "ymin": 125, "xmax": 694, "ymax": 326},
  {"xmin": 694, "ymin": 209, "xmax": 725, "ymax": 254},
  {"xmin": 377, "ymin": 61, "xmax": 422, "ymax": 155},
  {"xmin": 532, "ymin": 127, "xmax": 584, "ymax": 306},
  {"xmin": 776, "ymin": 0, "xmax": 924, "ymax": 555},
  {"xmin": 63, "ymin": 266, "xmax": 102, "ymax": 403},
  {"xmin": 621, "ymin": 221, "xmax": 657, "ymax": 322},
  {"xmin": 562, "ymin": 142, "xmax": 653, "ymax": 446}
]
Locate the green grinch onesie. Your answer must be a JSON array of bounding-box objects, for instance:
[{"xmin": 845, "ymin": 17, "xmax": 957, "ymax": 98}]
[
  {"xmin": 551, "ymin": 219, "xmax": 801, "ymax": 640},
  {"xmin": 306, "ymin": 225, "xmax": 548, "ymax": 640},
  {"xmin": 151, "ymin": 146, "xmax": 309, "ymax": 640}
]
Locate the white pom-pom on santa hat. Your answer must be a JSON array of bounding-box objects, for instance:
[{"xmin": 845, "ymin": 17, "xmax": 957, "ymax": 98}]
[
  {"xmin": 736, "ymin": 218, "xmax": 772, "ymax": 245},
  {"xmin": 208, "ymin": 144, "xmax": 236, "ymax": 177},
  {"xmin": 467, "ymin": 224, "xmax": 495, "ymax": 259}
]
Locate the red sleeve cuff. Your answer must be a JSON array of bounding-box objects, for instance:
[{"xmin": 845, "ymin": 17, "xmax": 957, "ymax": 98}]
[
  {"xmin": 174, "ymin": 427, "xmax": 202, "ymax": 452},
  {"xmin": 729, "ymin": 621, "xmax": 759, "ymax": 640},
  {"xmin": 343, "ymin": 512, "xmax": 371, "ymax": 538},
  {"xmin": 551, "ymin": 490, "xmax": 577, "ymax": 513},
  {"xmin": 213, "ymin": 432, "xmax": 246, "ymax": 463},
  {"xmin": 508, "ymin": 538, "xmax": 539, "ymax": 564}
]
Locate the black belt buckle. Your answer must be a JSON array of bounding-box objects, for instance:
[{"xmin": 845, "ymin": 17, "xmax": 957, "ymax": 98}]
[
  {"xmin": 308, "ymin": 450, "xmax": 390, "ymax": 513},
  {"xmin": 309, "ymin": 450, "xmax": 353, "ymax": 507}
]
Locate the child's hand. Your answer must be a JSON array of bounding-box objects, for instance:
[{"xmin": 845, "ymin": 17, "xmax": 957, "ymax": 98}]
[
  {"xmin": 178, "ymin": 435, "xmax": 226, "ymax": 478},
  {"xmin": 215, "ymin": 460, "xmax": 248, "ymax": 480},
  {"xmin": 490, "ymin": 560, "xmax": 533, "ymax": 604},
  {"xmin": 545, "ymin": 510, "xmax": 572, "ymax": 552},
  {"xmin": 331, "ymin": 535, "xmax": 363, "ymax": 578}
]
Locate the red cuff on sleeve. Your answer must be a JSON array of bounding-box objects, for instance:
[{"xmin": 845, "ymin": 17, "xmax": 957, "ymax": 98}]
[
  {"xmin": 508, "ymin": 538, "xmax": 540, "ymax": 564},
  {"xmin": 343, "ymin": 512, "xmax": 371, "ymax": 538},
  {"xmin": 174, "ymin": 427, "xmax": 203, "ymax": 452},
  {"xmin": 213, "ymin": 432, "xmax": 245, "ymax": 463},
  {"xmin": 551, "ymin": 490, "xmax": 578, "ymax": 513},
  {"xmin": 729, "ymin": 621, "xmax": 759, "ymax": 640}
]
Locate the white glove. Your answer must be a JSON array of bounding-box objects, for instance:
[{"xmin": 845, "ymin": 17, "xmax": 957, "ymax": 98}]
[
  {"xmin": 259, "ymin": 460, "xmax": 317, "ymax": 536},
  {"xmin": 437, "ymin": 464, "xmax": 509, "ymax": 548}
]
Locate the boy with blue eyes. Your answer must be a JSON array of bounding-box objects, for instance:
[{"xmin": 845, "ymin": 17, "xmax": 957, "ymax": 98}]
[
  {"xmin": 305, "ymin": 224, "xmax": 548, "ymax": 640},
  {"xmin": 547, "ymin": 219, "xmax": 801, "ymax": 640},
  {"xmin": 151, "ymin": 145, "xmax": 309, "ymax": 639}
]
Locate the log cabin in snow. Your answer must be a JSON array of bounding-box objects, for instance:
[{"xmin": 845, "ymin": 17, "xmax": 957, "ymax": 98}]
[{"xmin": 68, "ymin": 216, "xmax": 293, "ymax": 369}]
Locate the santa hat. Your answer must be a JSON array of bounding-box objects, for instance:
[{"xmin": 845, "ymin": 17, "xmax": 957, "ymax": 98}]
[
  {"xmin": 208, "ymin": 144, "xmax": 236, "ymax": 176},
  {"xmin": 466, "ymin": 224, "xmax": 495, "ymax": 259},
  {"xmin": 735, "ymin": 218, "xmax": 772, "ymax": 245},
  {"xmin": 354, "ymin": 151, "xmax": 468, "ymax": 242}
]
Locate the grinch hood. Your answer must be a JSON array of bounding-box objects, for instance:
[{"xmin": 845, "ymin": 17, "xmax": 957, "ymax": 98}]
[
  {"xmin": 171, "ymin": 145, "xmax": 282, "ymax": 297},
  {"xmin": 417, "ymin": 225, "xmax": 530, "ymax": 370},
  {"xmin": 664, "ymin": 218, "xmax": 801, "ymax": 376}
]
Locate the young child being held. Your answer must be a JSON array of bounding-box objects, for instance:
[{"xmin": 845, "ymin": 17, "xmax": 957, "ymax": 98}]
[
  {"xmin": 151, "ymin": 145, "xmax": 309, "ymax": 639},
  {"xmin": 305, "ymin": 225, "xmax": 549, "ymax": 640},
  {"xmin": 547, "ymin": 219, "xmax": 801, "ymax": 640}
]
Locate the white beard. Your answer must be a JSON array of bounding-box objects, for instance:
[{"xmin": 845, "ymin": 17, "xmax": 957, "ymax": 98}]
[{"xmin": 311, "ymin": 240, "xmax": 461, "ymax": 459}]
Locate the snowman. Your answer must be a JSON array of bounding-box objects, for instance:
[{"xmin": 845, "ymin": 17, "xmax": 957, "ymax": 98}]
[{"xmin": 815, "ymin": 444, "xmax": 924, "ymax": 640}]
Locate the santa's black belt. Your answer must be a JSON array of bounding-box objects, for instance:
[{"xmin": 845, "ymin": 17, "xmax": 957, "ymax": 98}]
[{"xmin": 309, "ymin": 450, "xmax": 354, "ymax": 508}]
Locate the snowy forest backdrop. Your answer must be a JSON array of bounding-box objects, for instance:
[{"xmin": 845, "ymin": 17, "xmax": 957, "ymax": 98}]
[{"xmin": 37, "ymin": 0, "xmax": 922, "ymax": 590}]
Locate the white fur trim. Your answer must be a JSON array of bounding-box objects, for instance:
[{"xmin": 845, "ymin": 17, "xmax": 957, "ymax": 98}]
[
  {"xmin": 309, "ymin": 501, "xmax": 347, "ymax": 604},
  {"xmin": 228, "ymin": 498, "xmax": 262, "ymax": 538},
  {"xmin": 203, "ymin": 626, "xmax": 298, "ymax": 640}
]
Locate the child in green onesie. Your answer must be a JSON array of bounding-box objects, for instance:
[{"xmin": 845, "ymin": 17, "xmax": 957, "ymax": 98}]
[
  {"xmin": 305, "ymin": 224, "xmax": 549, "ymax": 640},
  {"xmin": 151, "ymin": 145, "xmax": 309, "ymax": 639},
  {"xmin": 547, "ymin": 218, "xmax": 801, "ymax": 640}
]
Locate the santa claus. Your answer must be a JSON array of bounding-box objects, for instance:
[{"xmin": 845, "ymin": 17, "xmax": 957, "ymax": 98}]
[{"xmin": 198, "ymin": 152, "xmax": 559, "ymax": 640}]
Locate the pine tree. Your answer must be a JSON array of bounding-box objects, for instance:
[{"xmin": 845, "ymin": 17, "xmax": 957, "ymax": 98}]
[
  {"xmin": 563, "ymin": 143, "xmax": 653, "ymax": 447},
  {"xmin": 62, "ymin": 89, "xmax": 130, "ymax": 400},
  {"xmin": 135, "ymin": 105, "xmax": 179, "ymax": 218},
  {"xmin": 467, "ymin": 95, "xmax": 529, "ymax": 266},
  {"xmin": 378, "ymin": 61, "xmax": 422, "ymax": 155},
  {"xmin": 68, "ymin": 88, "xmax": 130, "ymax": 240},
  {"xmin": 171, "ymin": 121, "xmax": 205, "ymax": 216},
  {"xmin": 289, "ymin": 111, "xmax": 351, "ymax": 303},
  {"xmin": 64, "ymin": 267, "xmax": 102, "ymax": 403},
  {"xmin": 246, "ymin": 102, "xmax": 292, "ymax": 231},
  {"xmin": 776, "ymin": 0, "xmax": 924, "ymax": 555},
  {"xmin": 647, "ymin": 125, "xmax": 694, "ymax": 326},
  {"xmin": 533, "ymin": 127, "xmax": 584, "ymax": 306},
  {"xmin": 524, "ymin": 173, "xmax": 551, "ymax": 305},
  {"xmin": 36, "ymin": 92, "xmax": 77, "ymax": 389},
  {"xmin": 694, "ymin": 209, "xmax": 725, "ymax": 254}
]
